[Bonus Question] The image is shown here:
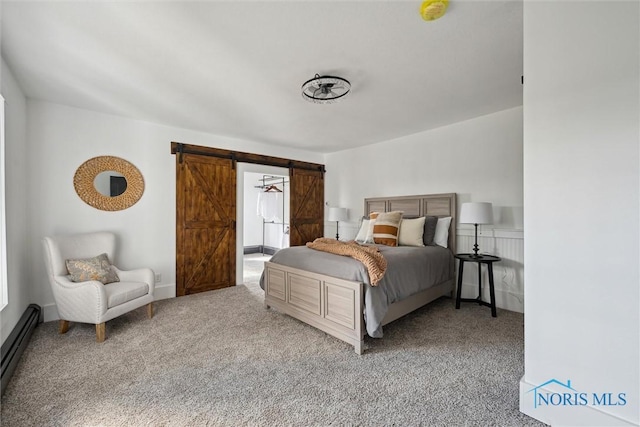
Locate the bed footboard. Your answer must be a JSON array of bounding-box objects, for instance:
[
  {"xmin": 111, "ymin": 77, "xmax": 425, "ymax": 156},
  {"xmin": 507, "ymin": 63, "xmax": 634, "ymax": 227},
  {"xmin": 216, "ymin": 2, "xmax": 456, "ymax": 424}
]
[{"xmin": 263, "ymin": 261, "xmax": 365, "ymax": 354}]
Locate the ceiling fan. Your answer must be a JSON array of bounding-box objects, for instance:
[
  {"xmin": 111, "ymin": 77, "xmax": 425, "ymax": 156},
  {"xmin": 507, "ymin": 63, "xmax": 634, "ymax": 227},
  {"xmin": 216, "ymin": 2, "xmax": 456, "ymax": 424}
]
[{"xmin": 301, "ymin": 74, "xmax": 351, "ymax": 104}]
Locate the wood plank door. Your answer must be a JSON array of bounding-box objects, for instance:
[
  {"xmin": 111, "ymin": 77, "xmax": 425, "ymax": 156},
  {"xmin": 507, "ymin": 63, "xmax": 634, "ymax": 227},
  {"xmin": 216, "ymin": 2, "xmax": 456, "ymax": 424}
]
[
  {"xmin": 289, "ymin": 168, "xmax": 324, "ymax": 246},
  {"xmin": 176, "ymin": 153, "xmax": 236, "ymax": 296}
]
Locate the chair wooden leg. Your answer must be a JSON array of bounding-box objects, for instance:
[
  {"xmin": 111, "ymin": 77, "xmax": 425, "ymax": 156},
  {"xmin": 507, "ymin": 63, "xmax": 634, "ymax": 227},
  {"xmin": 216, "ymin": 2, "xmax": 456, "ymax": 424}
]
[
  {"xmin": 96, "ymin": 323, "xmax": 106, "ymax": 343},
  {"xmin": 147, "ymin": 302, "xmax": 154, "ymax": 319},
  {"xmin": 59, "ymin": 320, "xmax": 70, "ymax": 334}
]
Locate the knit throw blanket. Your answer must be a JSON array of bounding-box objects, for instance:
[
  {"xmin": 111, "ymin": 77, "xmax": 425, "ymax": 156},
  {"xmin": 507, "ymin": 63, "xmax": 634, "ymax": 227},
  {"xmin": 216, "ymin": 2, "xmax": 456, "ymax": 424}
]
[{"xmin": 305, "ymin": 238, "xmax": 387, "ymax": 286}]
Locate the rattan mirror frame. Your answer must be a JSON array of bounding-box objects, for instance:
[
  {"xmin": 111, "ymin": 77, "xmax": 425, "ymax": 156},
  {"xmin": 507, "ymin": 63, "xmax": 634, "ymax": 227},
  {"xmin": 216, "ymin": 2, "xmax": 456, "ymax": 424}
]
[{"xmin": 73, "ymin": 156, "xmax": 144, "ymax": 211}]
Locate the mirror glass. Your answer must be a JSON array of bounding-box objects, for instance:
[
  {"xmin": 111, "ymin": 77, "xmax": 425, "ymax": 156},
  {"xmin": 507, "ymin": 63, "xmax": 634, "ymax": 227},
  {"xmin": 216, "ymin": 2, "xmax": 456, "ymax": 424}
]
[{"xmin": 93, "ymin": 171, "xmax": 127, "ymax": 197}]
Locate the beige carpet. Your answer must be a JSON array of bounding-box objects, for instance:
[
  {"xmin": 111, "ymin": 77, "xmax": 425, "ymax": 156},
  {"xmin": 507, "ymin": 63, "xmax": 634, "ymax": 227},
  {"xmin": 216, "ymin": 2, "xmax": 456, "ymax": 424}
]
[{"xmin": 1, "ymin": 261, "xmax": 543, "ymax": 426}]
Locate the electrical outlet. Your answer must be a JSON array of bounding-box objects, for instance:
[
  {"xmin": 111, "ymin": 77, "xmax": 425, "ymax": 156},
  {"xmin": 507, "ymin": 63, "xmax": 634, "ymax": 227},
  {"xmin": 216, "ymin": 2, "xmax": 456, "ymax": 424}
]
[{"xmin": 155, "ymin": 273, "xmax": 162, "ymax": 283}]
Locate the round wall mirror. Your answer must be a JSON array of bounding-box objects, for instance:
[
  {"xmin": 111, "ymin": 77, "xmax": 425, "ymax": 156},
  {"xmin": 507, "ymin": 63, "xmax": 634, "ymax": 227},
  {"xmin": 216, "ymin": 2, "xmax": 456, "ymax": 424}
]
[{"xmin": 74, "ymin": 156, "xmax": 144, "ymax": 211}]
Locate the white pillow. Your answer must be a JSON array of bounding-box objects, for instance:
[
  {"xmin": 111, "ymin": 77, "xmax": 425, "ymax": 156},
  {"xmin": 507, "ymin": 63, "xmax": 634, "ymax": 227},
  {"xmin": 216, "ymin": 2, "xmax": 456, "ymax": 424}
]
[
  {"xmin": 398, "ymin": 217, "xmax": 426, "ymax": 247},
  {"xmin": 364, "ymin": 216, "xmax": 376, "ymax": 243},
  {"xmin": 433, "ymin": 216, "xmax": 452, "ymax": 248},
  {"xmin": 355, "ymin": 219, "xmax": 370, "ymax": 242}
]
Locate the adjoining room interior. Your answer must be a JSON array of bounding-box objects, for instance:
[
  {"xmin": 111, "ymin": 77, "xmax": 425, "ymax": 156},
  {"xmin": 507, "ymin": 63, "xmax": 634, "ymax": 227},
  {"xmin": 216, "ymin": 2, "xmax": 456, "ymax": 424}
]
[{"xmin": 242, "ymin": 171, "xmax": 290, "ymax": 284}]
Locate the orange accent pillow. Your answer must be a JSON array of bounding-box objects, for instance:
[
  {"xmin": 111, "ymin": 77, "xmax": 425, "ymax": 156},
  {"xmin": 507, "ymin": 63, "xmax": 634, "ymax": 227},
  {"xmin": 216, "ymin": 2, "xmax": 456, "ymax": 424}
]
[{"xmin": 370, "ymin": 211, "xmax": 403, "ymax": 246}]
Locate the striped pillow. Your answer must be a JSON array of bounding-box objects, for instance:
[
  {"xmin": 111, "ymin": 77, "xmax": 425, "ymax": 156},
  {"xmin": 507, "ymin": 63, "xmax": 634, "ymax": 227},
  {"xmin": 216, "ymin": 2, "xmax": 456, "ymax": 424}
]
[{"xmin": 370, "ymin": 211, "xmax": 404, "ymax": 246}]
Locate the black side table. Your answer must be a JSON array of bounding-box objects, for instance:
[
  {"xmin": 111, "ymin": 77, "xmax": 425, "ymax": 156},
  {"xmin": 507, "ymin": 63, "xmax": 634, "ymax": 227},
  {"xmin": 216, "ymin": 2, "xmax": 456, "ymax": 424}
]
[{"xmin": 454, "ymin": 254, "xmax": 501, "ymax": 317}]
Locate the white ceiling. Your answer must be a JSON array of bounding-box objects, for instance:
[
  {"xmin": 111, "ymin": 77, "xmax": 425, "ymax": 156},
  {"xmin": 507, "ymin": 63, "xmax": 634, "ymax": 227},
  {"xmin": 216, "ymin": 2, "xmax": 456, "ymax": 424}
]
[{"xmin": 1, "ymin": 1, "xmax": 523, "ymax": 153}]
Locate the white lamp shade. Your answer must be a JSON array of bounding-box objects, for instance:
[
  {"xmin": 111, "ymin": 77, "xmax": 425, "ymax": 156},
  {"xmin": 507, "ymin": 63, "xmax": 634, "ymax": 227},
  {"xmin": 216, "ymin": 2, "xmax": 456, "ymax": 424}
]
[
  {"xmin": 328, "ymin": 207, "xmax": 348, "ymax": 222},
  {"xmin": 459, "ymin": 202, "xmax": 493, "ymax": 225}
]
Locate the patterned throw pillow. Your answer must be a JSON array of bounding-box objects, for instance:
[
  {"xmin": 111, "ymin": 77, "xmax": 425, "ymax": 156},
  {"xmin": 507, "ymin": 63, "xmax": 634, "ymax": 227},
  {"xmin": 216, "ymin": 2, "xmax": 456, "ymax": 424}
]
[
  {"xmin": 66, "ymin": 253, "xmax": 120, "ymax": 284},
  {"xmin": 370, "ymin": 211, "xmax": 404, "ymax": 246}
]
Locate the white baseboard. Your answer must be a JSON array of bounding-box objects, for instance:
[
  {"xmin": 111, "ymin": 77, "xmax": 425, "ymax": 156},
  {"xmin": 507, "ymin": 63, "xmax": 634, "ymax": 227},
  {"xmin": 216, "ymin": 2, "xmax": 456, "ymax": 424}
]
[
  {"xmin": 519, "ymin": 377, "xmax": 637, "ymax": 426},
  {"xmin": 42, "ymin": 303, "xmax": 59, "ymax": 323},
  {"xmin": 42, "ymin": 283, "xmax": 176, "ymax": 322},
  {"xmin": 154, "ymin": 282, "xmax": 176, "ymax": 300}
]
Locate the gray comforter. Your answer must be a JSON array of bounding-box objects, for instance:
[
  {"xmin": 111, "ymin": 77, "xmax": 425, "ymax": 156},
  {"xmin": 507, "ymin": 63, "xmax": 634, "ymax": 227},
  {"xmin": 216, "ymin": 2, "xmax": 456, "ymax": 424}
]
[{"xmin": 259, "ymin": 244, "xmax": 453, "ymax": 338}]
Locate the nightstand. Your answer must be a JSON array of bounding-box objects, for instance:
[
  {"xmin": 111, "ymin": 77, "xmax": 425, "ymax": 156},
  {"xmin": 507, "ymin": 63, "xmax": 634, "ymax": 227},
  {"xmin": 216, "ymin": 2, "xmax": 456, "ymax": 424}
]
[{"xmin": 454, "ymin": 253, "xmax": 501, "ymax": 317}]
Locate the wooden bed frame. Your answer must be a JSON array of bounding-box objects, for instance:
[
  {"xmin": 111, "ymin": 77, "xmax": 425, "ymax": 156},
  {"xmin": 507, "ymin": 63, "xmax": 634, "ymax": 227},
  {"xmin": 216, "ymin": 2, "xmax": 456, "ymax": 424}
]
[{"xmin": 263, "ymin": 193, "xmax": 457, "ymax": 354}]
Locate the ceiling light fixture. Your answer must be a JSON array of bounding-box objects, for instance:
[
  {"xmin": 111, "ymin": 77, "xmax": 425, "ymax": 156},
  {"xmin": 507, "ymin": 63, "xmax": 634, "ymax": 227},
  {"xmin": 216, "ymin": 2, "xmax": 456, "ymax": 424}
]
[{"xmin": 301, "ymin": 74, "xmax": 351, "ymax": 104}]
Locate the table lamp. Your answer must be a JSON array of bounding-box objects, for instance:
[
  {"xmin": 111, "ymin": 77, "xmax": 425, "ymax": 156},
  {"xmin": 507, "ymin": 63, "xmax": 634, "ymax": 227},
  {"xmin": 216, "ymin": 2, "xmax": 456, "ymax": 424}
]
[
  {"xmin": 328, "ymin": 207, "xmax": 348, "ymax": 240},
  {"xmin": 459, "ymin": 202, "xmax": 493, "ymax": 258}
]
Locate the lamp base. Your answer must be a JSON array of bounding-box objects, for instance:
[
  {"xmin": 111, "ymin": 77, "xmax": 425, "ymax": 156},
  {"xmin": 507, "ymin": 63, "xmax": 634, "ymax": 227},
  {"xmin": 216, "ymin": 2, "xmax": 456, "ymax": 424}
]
[{"xmin": 471, "ymin": 225, "xmax": 483, "ymax": 258}]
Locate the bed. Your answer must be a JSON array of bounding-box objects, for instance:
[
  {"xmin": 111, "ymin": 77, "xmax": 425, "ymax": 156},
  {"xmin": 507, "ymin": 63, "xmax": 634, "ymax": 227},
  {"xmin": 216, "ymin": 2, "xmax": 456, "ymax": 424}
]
[{"xmin": 260, "ymin": 193, "xmax": 457, "ymax": 354}]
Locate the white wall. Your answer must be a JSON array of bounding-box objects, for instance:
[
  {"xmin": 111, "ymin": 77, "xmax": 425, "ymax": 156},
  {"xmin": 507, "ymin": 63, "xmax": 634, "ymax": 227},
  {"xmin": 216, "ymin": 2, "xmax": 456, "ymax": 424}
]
[
  {"xmin": 324, "ymin": 106, "xmax": 523, "ymax": 234},
  {"xmin": 27, "ymin": 100, "xmax": 322, "ymax": 321},
  {"xmin": 521, "ymin": 2, "xmax": 639, "ymax": 426},
  {"xmin": 324, "ymin": 106, "xmax": 525, "ymax": 311},
  {"xmin": 0, "ymin": 59, "xmax": 31, "ymax": 345}
]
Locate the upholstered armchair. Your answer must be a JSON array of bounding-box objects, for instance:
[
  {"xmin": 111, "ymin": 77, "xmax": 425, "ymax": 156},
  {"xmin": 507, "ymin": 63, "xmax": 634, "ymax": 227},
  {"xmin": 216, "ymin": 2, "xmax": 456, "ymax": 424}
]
[{"xmin": 43, "ymin": 231, "xmax": 155, "ymax": 342}]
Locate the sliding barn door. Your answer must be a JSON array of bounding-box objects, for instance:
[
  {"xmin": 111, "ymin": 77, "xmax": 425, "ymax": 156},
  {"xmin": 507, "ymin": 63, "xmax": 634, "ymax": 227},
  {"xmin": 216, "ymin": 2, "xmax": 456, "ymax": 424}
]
[
  {"xmin": 289, "ymin": 168, "xmax": 324, "ymax": 246},
  {"xmin": 176, "ymin": 153, "xmax": 236, "ymax": 296}
]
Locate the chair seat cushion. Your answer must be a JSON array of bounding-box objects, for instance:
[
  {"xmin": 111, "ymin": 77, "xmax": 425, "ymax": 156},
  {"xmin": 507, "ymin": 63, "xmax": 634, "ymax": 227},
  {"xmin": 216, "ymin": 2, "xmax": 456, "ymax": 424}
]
[{"xmin": 104, "ymin": 281, "xmax": 149, "ymax": 308}]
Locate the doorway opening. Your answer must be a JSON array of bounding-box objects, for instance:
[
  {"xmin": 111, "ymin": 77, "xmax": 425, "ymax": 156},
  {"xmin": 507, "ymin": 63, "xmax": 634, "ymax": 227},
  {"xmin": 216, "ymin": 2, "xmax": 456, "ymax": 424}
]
[{"xmin": 237, "ymin": 165, "xmax": 290, "ymax": 285}]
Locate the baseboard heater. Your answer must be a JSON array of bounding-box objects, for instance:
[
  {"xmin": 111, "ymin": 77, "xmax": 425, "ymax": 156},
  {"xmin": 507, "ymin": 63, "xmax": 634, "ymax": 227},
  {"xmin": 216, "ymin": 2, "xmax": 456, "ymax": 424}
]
[{"xmin": 1, "ymin": 303, "xmax": 42, "ymax": 395}]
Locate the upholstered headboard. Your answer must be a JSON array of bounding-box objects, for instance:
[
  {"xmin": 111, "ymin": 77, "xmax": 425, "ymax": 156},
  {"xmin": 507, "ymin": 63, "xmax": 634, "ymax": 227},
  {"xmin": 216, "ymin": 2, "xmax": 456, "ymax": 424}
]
[{"xmin": 364, "ymin": 193, "xmax": 457, "ymax": 254}]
